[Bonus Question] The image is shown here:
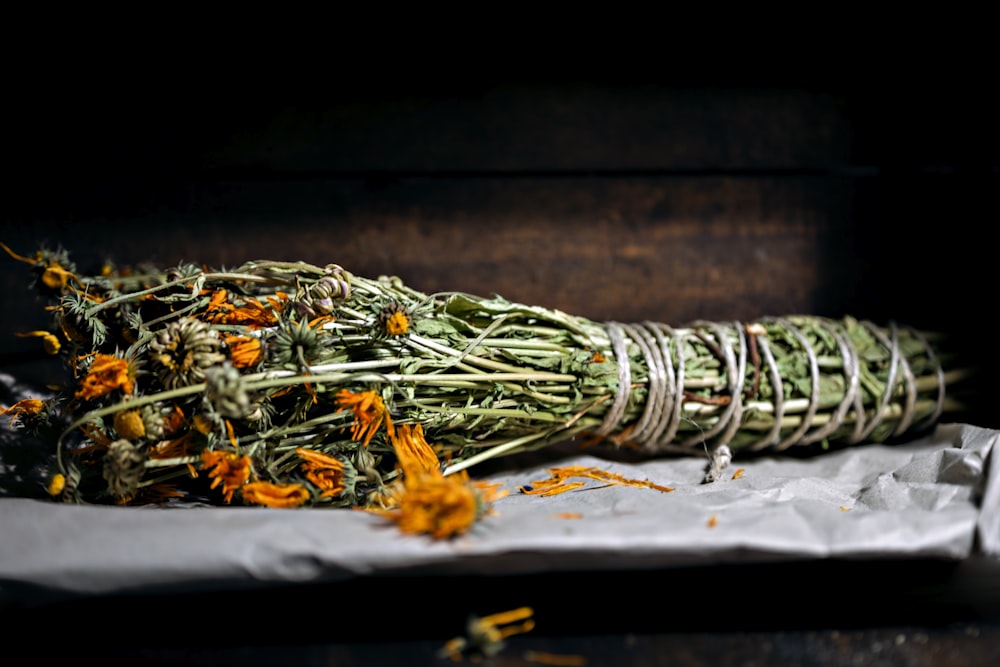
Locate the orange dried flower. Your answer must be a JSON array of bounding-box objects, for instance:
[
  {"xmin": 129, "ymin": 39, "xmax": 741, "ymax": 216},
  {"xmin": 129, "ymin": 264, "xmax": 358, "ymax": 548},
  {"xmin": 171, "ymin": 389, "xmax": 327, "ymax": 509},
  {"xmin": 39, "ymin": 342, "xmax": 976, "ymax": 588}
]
[
  {"xmin": 377, "ymin": 423, "xmax": 506, "ymax": 539},
  {"xmin": 1, "ymin": 398, "xmax": 45, "ymax": 427},
  {"xmin": 202, "ymin": 289, "xmax": 278, "ymax": 327},
  {"xmin": 441, "ymin": 607, "xmax": 536, "ymax": 661},
  {"xmin": 391, "ymin": 424, "xmax": 441, "ymax": 478},
  {"xmin": 386, "ymin": 470, "xmax": 481, "ymax": 539},
  {"xmin": 150, "ymin": 432, "xmax": 195, "ymax": 459},
  {"xmin": 297, "ymin": 447, "xmax": 348, "ymax": 498},
  {"xmin": 200, "ymin": 450, "xmax": 252, "ymax": 503},
  {"xmin": 335, "ymin": 389, "xmax": 394, "ymax": 447},
  {"xmin": 385, "ymin": 310, "xmax": 410, "ymax": 336},
  {"xmin": 128, "ymin": 483, "xmax": 187, "ymax": 505},
  {"xmin": 75, "ymin": 353, "xmax": 135, "ymax": 400},
  {"xmin": 518, "ymin": 466, "xmax": 674, "ymax": 496},
  {"xmin": 241, "ymin": 481, "xmax": 310, "ymax": 508},
  {"xmin": 222, "ymin": 333, "xmax": 263, "ymax": 369}
]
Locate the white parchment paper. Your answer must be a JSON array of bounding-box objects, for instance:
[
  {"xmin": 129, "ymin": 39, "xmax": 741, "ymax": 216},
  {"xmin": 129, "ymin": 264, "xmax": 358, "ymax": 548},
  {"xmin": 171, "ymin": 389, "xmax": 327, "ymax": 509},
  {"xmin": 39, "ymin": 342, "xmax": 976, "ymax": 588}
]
[{"xmin": 1, "ymin": 421, "xmax": 997, "ymax": 605}]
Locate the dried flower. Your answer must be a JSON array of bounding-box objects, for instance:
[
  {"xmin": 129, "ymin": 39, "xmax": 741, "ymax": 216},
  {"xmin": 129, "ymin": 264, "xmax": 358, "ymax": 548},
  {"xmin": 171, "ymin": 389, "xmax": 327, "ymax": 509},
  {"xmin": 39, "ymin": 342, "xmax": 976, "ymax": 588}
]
[
  {"xmin": 518, "ymin": 466, "xmax": 674, "ymax": 496},
  {"xmin": 14, "ymin": 330, "xmax": 61, "ymax": 355},
  {"xmin": 440, "ymin": 607, "xmax": 535, "ymax": 661},
  {"xmin": 130, "ymin": 483, "xmax": 187, "ymax": 505},
  {"xmin": 113, "ymin": 408, "xmax": 146, "ymax": 441},
  {"xmin": 241, "ymin": 481, "xmax": 310, "ymax": 508},
  {"xmin": 1, "ymin": 398, "xmax": 45, "ymax": 427},
  {"xmin": 269, "ymin": 318, "xmax": 323, "ymax": 367},
  {"xmin": 139, "ymin": 405, "xmax": 166, "ymax": 441},
  {"xmin": 296, "ymin": 448, "xmax": 353, "ymax": 498},
  {"xmin": 222, "ymin": 333, "xmax": 264, "ymax": 369},
  {"xmin": 378, "ymin": 423, "xmax": 504, "ymax": 539},
  {"xmin": 1, "ymin": 242, "xmax": 79, "ymax": 291},
  {"xmin": 335, "ymin": 389, "xmax": 394, "ymax": 447},
  {"xmin": 382, "ymin": 469, "xmax": 480, "ymax": 538},
  {"xmin": 376, "ymin": 300, "xmax": 412, "ymax": 337},
  {"xmin": 391, "ymin": 423, "xmax": 441, "ymax": 477},
  {"xmin": 103, "ymin": 439, "xmax": 147, "ymax": 499},
  {"xmin": 202, "ymin": 289, "xmax": 279, "ymax": 327},
  {"xmin": 200, "ymin": 450, "xmax": 252, "ymax": 503},
  {"xmin": 47, "ymin": 473, "xmax": 66, "ymax": 497},
  {"xmin": 75, "ymin": 353, "xmax": 135, "ymax": 400},
  {"xmin": 205, "ymin": 362, "xmax": 251, "ymax": 419},
  {"xmin": 150, "ymin": 316, "xmax": 226, "ymax": 389}
]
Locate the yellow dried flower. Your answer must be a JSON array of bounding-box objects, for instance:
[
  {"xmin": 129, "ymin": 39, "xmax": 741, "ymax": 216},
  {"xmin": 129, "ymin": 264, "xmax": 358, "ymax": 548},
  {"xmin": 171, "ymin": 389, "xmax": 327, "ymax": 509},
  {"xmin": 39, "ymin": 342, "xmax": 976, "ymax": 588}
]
[
  {"xmin": 47, "ymin": 473, "xmax": 66, "ymax": 497},
  {"xmin": 1, "ymin": 242, "xmax": 78, "ymax": 291},
  {"xmin": 15, "ymin": 330, "xmax": 61, "ymax": 355},
  {"xmin": 113, "ymin": 409, "xmax": 146, "ymax": 441}
]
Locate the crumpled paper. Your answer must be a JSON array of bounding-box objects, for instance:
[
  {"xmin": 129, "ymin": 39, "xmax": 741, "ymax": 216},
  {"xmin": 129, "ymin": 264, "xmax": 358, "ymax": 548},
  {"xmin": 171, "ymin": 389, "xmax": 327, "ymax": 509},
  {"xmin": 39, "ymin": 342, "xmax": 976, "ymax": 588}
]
[{"xmin": 1, "ymin": 408, "xmax": 998, "ymax": 605}]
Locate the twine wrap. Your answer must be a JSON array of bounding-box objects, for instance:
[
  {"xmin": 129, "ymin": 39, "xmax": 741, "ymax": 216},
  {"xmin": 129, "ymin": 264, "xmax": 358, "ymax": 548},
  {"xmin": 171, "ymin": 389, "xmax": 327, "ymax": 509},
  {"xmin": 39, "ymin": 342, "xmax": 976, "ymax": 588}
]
[{"xmin": 598, "ymin": 317, "xmax": 948, "ymax": 454}]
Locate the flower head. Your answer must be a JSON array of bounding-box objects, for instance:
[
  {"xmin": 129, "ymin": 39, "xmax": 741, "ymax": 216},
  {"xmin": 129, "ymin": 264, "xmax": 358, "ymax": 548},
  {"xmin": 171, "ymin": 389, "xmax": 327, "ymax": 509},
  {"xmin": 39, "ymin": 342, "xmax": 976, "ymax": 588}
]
[
  {"xmin": 202, "ymin": 289, "xmax": 279, "ymax": 327},
  {"xmin": 200, "ymin": 449, "xmax": 252, "ymax": 503},
  {"xmin": 15, "ymin": 330, "xmax": 61, "ymax": 355},
  {"xmin": 75, "ymin": 354, "xmax": 135, "ymax": 400},
  {"xmin": 376, "ymin": 423, "xmax": 506, "ymax": 539},
  {"xmin": 222, "ymin": 333, "xmax": 263, "ymax": 369},
  {"xmin": 1, "ymin": 242, "xmax": 79, "ymax": 292},
  {"xmin": 376, "ymin": 300, "xmax": 412, "ymax": 337},
  {"xmin": 150, "ymin": 317, "xmax": 226, "ymax": 389},
  {"xmin": 391, "ymin": 423, "xmax": 441, "ymax": 478},
  {"xmin": 297, "ymin": 448, "xmax": 353, "ymax": 498},
  {"xmin": 47, "ymin": 473, "xmax": 66, "ymax": 497},
  {"xmin": 103, "ymin": 439, "xmax": 147, "ymax": 500},
  {"xmin": 241, "ymin": 481, "xmax": 310, "ymax": 508},
  {"xmin": 335, "ymin": 389, "xmax": 394, "ymax": 447},
  {"xmin": 113, "ymin": 408, "xmax": 147, "ymax": 441},
  {"xmin": 1, "ymin": 398, "xmax": 45, "ymax": 428},
  {"xmin": 440, "ymin": 607, "xmax": 536, "ymax": 661}
]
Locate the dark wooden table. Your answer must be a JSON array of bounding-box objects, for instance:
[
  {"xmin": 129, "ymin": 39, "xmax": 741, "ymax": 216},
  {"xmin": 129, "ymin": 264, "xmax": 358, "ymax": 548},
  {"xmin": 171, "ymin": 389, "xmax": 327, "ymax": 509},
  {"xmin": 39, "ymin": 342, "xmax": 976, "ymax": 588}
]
[{"xmin": 5, "ymin": 557, "xmax": 1000, "ymax": 666}]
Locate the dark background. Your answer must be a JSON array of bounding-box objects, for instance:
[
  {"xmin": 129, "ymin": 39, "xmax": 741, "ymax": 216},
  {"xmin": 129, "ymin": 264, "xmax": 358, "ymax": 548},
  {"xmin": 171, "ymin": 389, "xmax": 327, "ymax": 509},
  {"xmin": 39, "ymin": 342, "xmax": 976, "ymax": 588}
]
[
  {"xmin": 3, "ymin": 54, "xmax": 1000, "ymax": 665},
  {"xmin": 4, "ymin": 63, "xmax": 998, "ymax": 423}
]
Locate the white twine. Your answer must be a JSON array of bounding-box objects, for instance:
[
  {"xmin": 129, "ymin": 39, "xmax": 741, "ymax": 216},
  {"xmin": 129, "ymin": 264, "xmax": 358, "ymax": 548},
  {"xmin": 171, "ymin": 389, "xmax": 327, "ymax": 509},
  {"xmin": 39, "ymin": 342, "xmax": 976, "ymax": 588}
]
[{"xmin": 598, "ymin": 317, "xmax": 940, "ymax": 454}]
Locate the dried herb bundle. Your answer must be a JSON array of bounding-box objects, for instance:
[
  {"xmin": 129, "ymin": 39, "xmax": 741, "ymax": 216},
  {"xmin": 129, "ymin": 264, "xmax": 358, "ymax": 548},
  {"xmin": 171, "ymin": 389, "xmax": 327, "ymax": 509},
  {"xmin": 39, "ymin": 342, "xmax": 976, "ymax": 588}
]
[{"xmin": 2, "ymin": 244, "xmax": 970, "ymax": 528}]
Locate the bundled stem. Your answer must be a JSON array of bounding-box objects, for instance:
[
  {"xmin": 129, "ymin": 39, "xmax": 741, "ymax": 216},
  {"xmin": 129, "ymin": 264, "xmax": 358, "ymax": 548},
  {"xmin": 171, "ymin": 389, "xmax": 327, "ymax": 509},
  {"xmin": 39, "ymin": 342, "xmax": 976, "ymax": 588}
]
[{"xmin": 2, "ymin": 245, "xmax": 970, "ymax": 511}]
